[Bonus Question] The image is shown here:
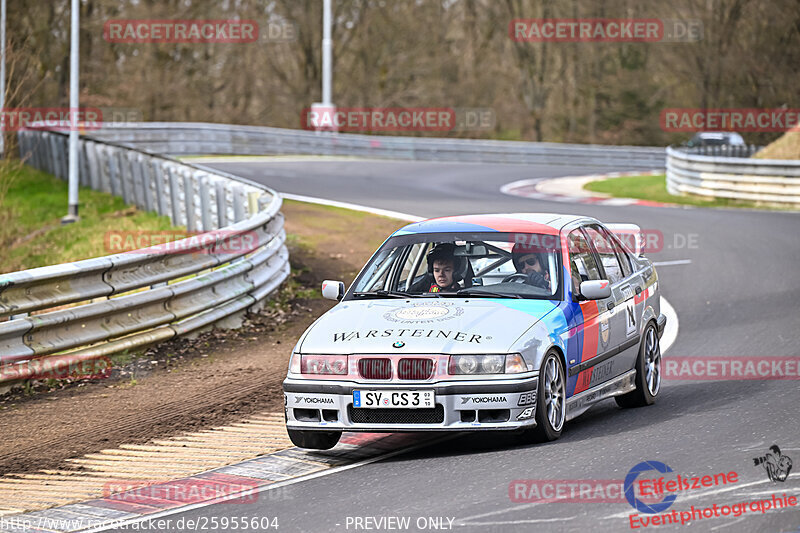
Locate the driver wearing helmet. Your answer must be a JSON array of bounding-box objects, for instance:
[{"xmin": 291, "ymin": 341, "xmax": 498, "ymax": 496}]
[
  {"xmin": 411, "ymin": 243, "xmax": 462, "ymax": 293},
  {"xmin": 510, "ymin": 243, "xmax": 550, "ymax": 289}
]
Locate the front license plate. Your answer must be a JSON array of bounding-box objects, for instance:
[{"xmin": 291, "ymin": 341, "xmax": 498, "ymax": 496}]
[{"xmin": 353, "ymin": 390, "xmax": 435, "ymax": 409}]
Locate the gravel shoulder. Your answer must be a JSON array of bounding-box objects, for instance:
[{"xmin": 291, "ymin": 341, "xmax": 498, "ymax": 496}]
[{"xmin": 0, "ymin": 200, "xmax": 405, "ymax": 475}]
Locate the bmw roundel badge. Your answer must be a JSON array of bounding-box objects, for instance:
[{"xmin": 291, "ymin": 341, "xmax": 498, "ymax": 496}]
[{"xmin": 392, "ymin": 341, "xmax": 405, "ymax": 348}]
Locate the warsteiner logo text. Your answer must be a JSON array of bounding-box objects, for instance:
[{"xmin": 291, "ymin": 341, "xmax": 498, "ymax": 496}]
[{"xmin": 333, "ymin": 329, "xmax": 483, "ymax": 343}]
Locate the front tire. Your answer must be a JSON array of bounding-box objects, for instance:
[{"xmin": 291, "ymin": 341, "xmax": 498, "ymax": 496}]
[
  {"xmin": 524, "ymin": 351, "xmax": 566, "ymax": 443},
  {"xmin": 616, "ymin": 322, "xmax": 661, "ymax": 408},
  {"xmin": 287, "ymin": 429, "xmax": 341, "ymax": 450}
]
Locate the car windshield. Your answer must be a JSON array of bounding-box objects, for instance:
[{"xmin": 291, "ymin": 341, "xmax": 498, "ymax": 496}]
[{"xmin": 349, "ymin": 232, "xmax": 561, "ymax": 300}]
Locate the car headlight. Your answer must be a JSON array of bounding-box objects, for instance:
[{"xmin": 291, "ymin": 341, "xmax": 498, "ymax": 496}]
[
  {"xmin": 448, "ymin": 354, "xmax": 527, "ymax": 375},
  {"xmin": 299, "ymin": 354, "xmax": 348, "ymax": 375}
]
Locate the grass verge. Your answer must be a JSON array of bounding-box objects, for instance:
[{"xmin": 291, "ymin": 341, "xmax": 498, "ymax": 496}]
[
  {"xmin": 584, "ymin": 173, "xmax": 793, "ymax": 210},
  {"xmin": 0, "ymin": 163, "xmax": 178, "ymax": 273}
]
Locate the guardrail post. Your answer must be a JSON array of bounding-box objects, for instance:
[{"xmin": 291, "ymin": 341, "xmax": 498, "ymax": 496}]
[
  {"xmin": 168, "ymin": 166, "xmax": 182, "ymax": 226},
  {"xmin": 131, "ymin": 153, "xmax": 146, "ymax": 209},
  {"xmin": 79, "ymin": 142, "xmax": 90, "ymax": 187},
  {"xmin": 98, "ymin": 145, "xmax": 112, "ymax": 194},
  {"xmin": 85, "ymin": 141, "xmax": 100, "ymax": 190},
  {"xmin": 216, "ymin": 181, "xmax": 228, "ymax": 228},
  {"xmin": 140, "ymin": 155, "xmax": 154, "ymax": 212},
  {"xmin": 58, "ymin": 135, "xmax": 69, "ymax": 179},
  {"xmin": 183, "ymin": 172, "xmax": 197, "ymax": 232},
  {"xmin": 152, "ymin": 160, "xmax": 168, "ymax": 216},
  {"xmin": 116, "ymin": 150, "xmax": 131, "ymax": 203},
  {"xmin": 247, "ymin": 191, "xmax": 259, "ymax": 216},
  {"xmin": 108, "ymin": 148, "xmax": 121, "ymax": 197},
  {"xmin": 232, "ymin": 185, "xmax": 245, "ymax": 222},
  {"xmin": 48, "ymin": 134, "xmax": 59, "ymax": 177},
  {"xmin": 199, "ymin": 175, "xmax": 212, "ymax": 231}
]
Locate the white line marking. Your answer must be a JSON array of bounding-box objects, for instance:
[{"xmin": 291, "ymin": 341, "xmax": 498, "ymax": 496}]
[
  {"xmin": 709, "ymin": 517, "xmax": 746, "ymax": 531},
  {"xmin": 458, "ymin": 517, "xmax": 576, "ymax": 526},
  {"xmin": 79, "ymin": 434, "xmax": 460, "ymax": 533},
  {"xmin": 660, "ymin": 296, "xmax": 678, "ymax": 354},
  {"xmin": 281, "ymin": 193, "xmax": 423, "ymax": 222},
  {"xmin": 653, "ymin": 259, "xmax": 692, "ymax": 266}
]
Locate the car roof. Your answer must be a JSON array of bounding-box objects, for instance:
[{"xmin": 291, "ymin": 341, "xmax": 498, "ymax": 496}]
[{"xmin": 393, "ymin": 213, "xmax": 593, "ymax": 236}]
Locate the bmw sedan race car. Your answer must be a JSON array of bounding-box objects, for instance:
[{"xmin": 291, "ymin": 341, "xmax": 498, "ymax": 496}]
[{"xmin": 283, "ymin": 214, "xmax": 666, "ymax": 449}]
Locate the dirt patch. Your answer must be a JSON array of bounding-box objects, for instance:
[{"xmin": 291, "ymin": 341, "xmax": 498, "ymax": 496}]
[{"xmin": 0, "ymin": 200, "xmax": 405, "ymax": 475}]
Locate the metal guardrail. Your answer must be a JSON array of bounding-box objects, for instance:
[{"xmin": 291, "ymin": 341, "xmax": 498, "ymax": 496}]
[
  {"xmin": 0, "ymin": 129, "xmax": 290, "ymax": 385},
  {"xmin": 89, "ymin": 122, "xmax": 667, "ymax": 170},
  {"xmin": 666, "ymin": 146, "xmax": 800, "ymax": 206}
]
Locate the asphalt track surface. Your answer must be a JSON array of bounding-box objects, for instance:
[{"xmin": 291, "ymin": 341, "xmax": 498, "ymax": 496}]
[{"xmin": 123, "ymin": 160, "xmax": 800, "ymax": 532}]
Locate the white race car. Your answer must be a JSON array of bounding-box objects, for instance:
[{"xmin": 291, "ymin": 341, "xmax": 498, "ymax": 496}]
[{"xmin": 283, "ymin": 214, "xmax": 665, "ymax": 449}]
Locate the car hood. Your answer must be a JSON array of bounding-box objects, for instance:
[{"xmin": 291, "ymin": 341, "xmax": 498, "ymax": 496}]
[{"xmin": 298, "ymin": 298, "xmax": 558, "ymax": 355}]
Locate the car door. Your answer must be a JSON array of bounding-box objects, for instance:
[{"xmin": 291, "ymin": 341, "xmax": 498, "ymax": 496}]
[
  {"xmin": 583, "ymin": 225, "xmax": 640, "ymax": 377},
  {"xmin": 564, "ymin": 227, "xmax": 616, "ymax": 396}
]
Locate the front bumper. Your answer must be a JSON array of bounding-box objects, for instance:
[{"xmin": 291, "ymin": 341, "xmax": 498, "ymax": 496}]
[{"xmin": 283, "ymin": 375, "xmax": 539, "ymax": 432}]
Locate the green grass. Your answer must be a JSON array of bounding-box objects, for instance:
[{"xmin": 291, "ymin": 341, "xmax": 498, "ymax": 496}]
[
  {"xmin": 0, "ymin": 163, "xmax": 179, "ymax": 273},
  {"xmin": 583, "ymin": 174, "xmax": 791, "ymax": 210}
]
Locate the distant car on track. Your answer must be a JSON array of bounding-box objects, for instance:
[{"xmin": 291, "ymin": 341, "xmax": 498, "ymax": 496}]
[
  {"xmin": 282, "ymin": 214, "xmax": 666, "ymax": 449},
  {"xmin": 685, "ymin": 131, "xmax": 745, "ymax": 148}
]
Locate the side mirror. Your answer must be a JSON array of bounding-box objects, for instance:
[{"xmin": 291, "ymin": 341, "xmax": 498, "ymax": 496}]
[
  {"xmin": 322, "ymin": 280, "xmax": 345, "ymax": 301},
  {"xmin": 580, "ymin": 280, "xmax": 611, "ymax": 300}
]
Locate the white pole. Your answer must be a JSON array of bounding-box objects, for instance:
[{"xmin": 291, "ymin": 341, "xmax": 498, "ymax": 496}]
[
  {"xmin": 63, "ymin": 0, "xmax": 79, "ymax": 223},
  {"xmin": 322, "ymin": 0, "xmax": 332, "ymax": 105},
  {"xmin": 0, "ymin": 0, "xmax": 6, "ymax": 158}
]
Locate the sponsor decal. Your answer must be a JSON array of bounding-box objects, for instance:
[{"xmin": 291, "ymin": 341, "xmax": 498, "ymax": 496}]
[
  {"xmin": 460, "ymin": 396, "xmax": 508, "ymax": 404},
  {"xmin": 592, "ymin": 360, "xmax": 614, "ymax": 382},
  {"xmin": 383, "ymin": 302, "xmax": 464, "ymax": 324},
  {"xmin": 292, "ymin": 396, "xmax": 335, "ymax": 405},
  {"xmin": 578, "ymin": 360, "xmax": 614, "ymax": 390},
  {"xmin": 333, "ymin": 329, "xmax": 484, "ymax": 343},
  {"xmin": 517, "ymin": 391, "xmax": 537, "ymax": 406},
  {"xmin": 625, "ymin": 302, "xmax": 637, "ymax": 337},
  {"xmin": 516, "ymin": 407, "xmax": 535, "ymax": 420},
  {"xmin": 600, "ymin": 317, "xmax": 611, "ymax": 345}
]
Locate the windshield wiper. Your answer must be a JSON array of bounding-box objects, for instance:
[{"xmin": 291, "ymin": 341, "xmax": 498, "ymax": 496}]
[
  {"xmin": 352, "ymin": 290, "xmax": 413, "ymax": 299},
  {"xmin": 455, "ymin": 288, "xmax": 522, "ymax": 299}
]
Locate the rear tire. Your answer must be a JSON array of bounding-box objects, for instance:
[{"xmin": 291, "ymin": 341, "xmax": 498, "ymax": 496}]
[
  {"xmin": 287, "ymin": 429, "xmax": 341, "ymax": 450},
  {"xmin": 523, "ymin": 350, "xmax": 566, "ymax": 443},
  {"xmin": 616, "ymin": 322, "xmax": 661, "ymax": 408}
]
